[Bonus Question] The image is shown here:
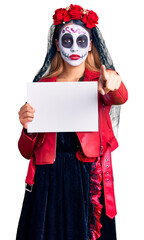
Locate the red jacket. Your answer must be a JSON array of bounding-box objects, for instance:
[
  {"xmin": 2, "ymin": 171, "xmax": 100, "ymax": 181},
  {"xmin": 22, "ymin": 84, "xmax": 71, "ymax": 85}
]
[
  {"xmin": 18, "ymin": 68, "xmax": 128, "ymax": 219},
  {"xmin": 18, "ymin": 68, "xmax": 128, "ymax": 165}
]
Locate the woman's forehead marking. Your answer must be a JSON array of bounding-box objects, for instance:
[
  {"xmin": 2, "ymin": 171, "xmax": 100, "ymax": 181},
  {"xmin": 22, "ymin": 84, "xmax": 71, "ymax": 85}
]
[{"xmin": 62, "ymin": 26, "xmax": 87, "ymax": 35}]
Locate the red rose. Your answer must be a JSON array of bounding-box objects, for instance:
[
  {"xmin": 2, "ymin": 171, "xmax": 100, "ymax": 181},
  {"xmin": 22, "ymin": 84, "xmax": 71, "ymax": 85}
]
[
  {"xmin": 53, "ymin": 8, "xmax": 70, "ymax": 25},
  {"xmin": 82, "ymin": 10, "xmax": 99, "ymax": 28},
  {"xmin": 68, "ymin": 4, "xmax": 83, "ymax": 20},
  {"xmin": 53, "ymin": 8, "xmax": 64, "ymax": 25},
  {"xmin": 63, "ymin": 10, "xmax": 71, "ymax": 22}
]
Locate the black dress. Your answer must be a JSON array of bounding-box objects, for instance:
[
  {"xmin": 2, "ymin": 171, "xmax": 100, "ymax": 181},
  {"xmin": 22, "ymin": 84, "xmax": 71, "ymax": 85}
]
[{"xmin": 16, "ymin": 132, "xmax": 117, "ymax": 240}]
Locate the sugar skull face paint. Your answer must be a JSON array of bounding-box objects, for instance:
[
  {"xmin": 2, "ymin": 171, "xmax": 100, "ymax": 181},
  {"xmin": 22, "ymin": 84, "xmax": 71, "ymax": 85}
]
[{"xmin": 58, "ymin": 24, "xmax": 91, "ymax": 66}]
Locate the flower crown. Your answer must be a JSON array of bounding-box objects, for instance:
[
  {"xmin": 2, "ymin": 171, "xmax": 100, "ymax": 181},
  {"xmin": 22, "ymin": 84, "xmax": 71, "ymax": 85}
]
[{"xmin": 53, "ymin": 4, "xmax": 99, "ymax": 29}]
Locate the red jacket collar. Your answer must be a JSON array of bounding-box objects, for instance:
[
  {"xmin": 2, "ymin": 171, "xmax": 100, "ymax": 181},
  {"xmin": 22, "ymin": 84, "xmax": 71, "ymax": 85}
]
[{"xmin": 84, "ymin": 68, "xmax": 100, "ymax": 81}]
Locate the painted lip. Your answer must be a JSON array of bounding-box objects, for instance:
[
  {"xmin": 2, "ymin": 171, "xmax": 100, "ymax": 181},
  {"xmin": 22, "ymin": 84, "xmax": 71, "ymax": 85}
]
[{"xmin": 69, "ymin": 54, "xmax": 80, "ymax": 60}]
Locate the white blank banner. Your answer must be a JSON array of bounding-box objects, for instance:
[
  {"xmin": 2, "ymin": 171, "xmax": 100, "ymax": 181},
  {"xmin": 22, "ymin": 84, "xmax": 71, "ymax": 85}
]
[{"xmin": 27, "ymin": 81, "xmax": 98, "ymax": 133}]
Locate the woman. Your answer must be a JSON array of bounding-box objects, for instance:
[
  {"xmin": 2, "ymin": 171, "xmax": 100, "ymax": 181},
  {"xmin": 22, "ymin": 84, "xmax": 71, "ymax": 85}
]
[{"xmin": 17, "ymin": 4, "xmax": 128, "ymax": 240}]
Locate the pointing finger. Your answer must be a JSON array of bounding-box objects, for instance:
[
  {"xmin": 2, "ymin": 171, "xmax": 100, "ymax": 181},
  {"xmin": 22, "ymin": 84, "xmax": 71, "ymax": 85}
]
[{"xmin": 100, "ymin": 65, "xmax": 108, "ymax": 80}]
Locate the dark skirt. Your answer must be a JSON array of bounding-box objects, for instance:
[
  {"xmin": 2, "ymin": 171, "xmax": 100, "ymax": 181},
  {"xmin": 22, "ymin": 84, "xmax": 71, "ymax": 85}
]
[{"xmin": 16, "ymin": 133, "xmax": 117, "ymax": 240}]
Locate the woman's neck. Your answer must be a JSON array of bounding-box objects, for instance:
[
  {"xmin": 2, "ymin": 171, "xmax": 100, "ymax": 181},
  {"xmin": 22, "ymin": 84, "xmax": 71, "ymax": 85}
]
[{"xmin": 57, "ymin": 62, "xmax": 86, "ymax": 82}]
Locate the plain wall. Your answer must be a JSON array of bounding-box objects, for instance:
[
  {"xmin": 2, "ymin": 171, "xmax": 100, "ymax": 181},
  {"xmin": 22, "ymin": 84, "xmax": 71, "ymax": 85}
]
[{"xmin": 0, "ymin": 0, "xmax": 144, "ymax": 239}]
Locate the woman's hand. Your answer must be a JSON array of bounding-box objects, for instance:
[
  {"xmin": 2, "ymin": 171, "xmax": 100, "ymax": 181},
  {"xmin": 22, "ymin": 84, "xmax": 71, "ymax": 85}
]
[
  {"xmin": 18, "ymin": 103, "xmax": 35, "ymax": 129},
  {"xmin": 98, "ymin": 65, "xmax": 122, "ymax": 95}
]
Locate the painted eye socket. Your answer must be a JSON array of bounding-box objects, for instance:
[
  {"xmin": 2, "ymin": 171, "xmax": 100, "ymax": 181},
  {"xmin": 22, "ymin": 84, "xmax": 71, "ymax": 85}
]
[
  {"xmin": 61, "ymin": 34, "xmax": 73, "ymax": 48},
  {"xmin": 77, "ymin": 35, "xmax": 88, "ymax": 48}
]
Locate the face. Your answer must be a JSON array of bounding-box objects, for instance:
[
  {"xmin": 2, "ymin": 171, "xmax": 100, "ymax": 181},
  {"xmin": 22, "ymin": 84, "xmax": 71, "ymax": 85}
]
[{"xmin": 58, "ymin": 24, "xmax": 91, "ymax": 66}]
